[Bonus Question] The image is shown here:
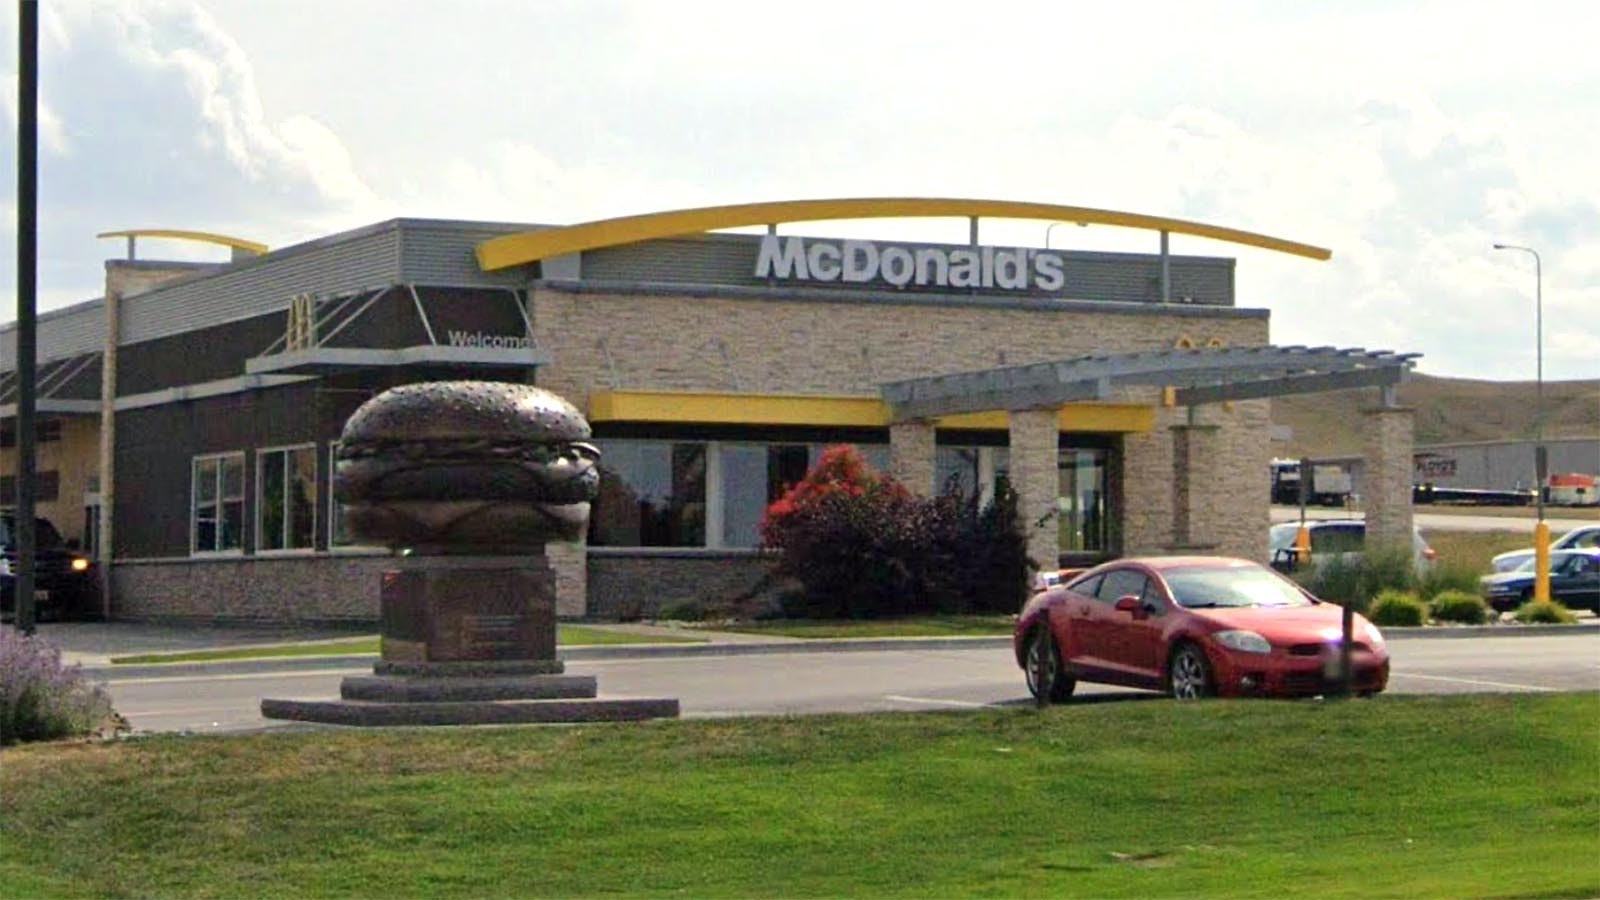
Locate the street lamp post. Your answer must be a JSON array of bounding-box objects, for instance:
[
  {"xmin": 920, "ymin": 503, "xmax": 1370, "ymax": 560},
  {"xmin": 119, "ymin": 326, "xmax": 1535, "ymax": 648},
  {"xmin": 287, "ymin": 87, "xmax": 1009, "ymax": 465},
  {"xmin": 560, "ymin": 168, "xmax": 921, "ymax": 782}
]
[{"xmin": 1493, "ymin": 242, "xmax": 1549, "ymax": 603}]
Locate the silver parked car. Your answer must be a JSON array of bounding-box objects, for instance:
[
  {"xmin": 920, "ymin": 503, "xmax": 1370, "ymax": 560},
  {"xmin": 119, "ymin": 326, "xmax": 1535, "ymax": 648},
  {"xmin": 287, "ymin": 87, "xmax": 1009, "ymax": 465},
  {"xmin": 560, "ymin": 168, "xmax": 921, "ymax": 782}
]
[
  {"xmin": 1268, "ymin": 519, "xmax": 1437, "ymax": 576},
  {"xmin": 1490, "ymin": 525, "xmax": 1600, "ymax": 573}
]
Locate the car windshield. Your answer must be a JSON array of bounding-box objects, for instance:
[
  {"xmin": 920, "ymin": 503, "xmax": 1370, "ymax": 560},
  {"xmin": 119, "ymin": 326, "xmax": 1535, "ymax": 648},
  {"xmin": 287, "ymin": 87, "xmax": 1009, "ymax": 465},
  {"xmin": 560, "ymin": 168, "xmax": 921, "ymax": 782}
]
[
  {"xmin": 1162, "ymin": 565, "xmax": 1314, "ymax": 609},
  {"xmin": 1514, "ymin": 553, "xmax": 1576, "ymax": 573}
]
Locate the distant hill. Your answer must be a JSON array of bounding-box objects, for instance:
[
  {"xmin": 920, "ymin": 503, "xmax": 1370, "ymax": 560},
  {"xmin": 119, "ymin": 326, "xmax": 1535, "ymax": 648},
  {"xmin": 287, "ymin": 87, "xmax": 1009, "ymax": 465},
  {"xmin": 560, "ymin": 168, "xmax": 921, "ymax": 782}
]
[{"xmin": 1272, "ymin": 373, "xmax": 1600, "ymax": 458}]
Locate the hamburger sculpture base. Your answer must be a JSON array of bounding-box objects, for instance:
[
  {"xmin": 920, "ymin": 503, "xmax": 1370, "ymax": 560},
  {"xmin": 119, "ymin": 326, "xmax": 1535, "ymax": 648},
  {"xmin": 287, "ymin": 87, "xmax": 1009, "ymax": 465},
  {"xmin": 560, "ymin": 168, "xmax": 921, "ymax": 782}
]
[{"xmin": 261, "ymin": 382, "xmax": 679, "ymax": 726}]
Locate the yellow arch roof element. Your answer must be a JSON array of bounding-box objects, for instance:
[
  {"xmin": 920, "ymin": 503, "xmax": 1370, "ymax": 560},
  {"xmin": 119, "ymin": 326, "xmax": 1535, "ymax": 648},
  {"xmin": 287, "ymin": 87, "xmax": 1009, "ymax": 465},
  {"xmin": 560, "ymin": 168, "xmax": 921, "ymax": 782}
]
[
  {"xmin": 474, "ymin": 197, "xmax": 1332, "ymax": 272},
  {"xmin": 97, "ymin": 229, "xmax": 268, "ymax": 255}
]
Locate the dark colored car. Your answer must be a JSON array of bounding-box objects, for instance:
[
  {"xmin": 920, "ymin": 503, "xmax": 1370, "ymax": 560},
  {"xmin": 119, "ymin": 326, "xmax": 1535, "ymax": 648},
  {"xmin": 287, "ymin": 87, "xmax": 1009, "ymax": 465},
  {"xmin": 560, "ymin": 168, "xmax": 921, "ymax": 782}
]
[
  {"xmin": 0, "ymin": 515, "xmax": 96, "ymax": 622},
  {"xmin": 1014, "ymin": 556, "xmax": 1389, "ymax": 701},
  {"xmin": 1479, "ymin": 549, "xmax": 1600, "ymax": 613}
]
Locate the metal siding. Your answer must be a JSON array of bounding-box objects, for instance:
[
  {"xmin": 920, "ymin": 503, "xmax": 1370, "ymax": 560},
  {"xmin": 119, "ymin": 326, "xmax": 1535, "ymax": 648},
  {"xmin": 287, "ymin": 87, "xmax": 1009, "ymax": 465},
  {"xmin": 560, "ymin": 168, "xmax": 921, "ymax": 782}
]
[
  {"xmin": 397, "ymin": 222, "xmax": 536, "ymax": 287},
  {"xmin": 1414, "ymin": 439, "xmax": 1600, "ymax": 490},
  {"xmin": 120, "ymin": 227, "xmax": 403, "ymax": 346},
  {"xmin": 579, "ymin": 233, "xmax": 1235, "ymax": 305},
  {"xmin": 0, "ymin": 298, "xmax": 107, "ymax": 369}
]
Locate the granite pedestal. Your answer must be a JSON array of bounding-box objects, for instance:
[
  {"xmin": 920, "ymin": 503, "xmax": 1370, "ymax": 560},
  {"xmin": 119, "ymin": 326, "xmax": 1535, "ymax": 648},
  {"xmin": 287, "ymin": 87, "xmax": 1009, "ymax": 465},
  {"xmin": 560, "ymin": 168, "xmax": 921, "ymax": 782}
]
[{"xmin": 261, "ymin": 555, "xmax": 679, "ymax": 726}]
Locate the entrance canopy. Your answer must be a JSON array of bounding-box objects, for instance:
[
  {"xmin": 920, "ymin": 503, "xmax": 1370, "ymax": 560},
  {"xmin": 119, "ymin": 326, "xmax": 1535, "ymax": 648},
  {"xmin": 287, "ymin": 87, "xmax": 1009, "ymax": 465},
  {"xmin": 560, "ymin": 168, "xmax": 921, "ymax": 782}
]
[{"xmin": 880, "ymin": 346, "xmax": 1419, "ymax": 421}]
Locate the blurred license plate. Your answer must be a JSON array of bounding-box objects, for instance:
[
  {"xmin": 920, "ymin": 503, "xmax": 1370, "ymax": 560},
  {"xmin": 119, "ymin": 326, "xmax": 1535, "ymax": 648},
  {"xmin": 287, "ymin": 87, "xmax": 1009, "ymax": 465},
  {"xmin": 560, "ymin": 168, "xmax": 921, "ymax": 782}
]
[
  {"xmin": 33, "ymin": 590, "xmax": 50, "ymax": 603},
  {"xmin": 1322, "ymin": 651, "xmax": 1342, "ymax": 679}
]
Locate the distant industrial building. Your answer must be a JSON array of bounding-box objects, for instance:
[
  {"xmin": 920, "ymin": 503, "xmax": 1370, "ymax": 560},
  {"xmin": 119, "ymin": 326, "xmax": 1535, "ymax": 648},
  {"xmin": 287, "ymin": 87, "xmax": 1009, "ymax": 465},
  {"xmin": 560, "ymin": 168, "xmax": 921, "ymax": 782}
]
[{"xmin": 1287, "ymin": 436, "xmax": 1600, "ymax": 508}]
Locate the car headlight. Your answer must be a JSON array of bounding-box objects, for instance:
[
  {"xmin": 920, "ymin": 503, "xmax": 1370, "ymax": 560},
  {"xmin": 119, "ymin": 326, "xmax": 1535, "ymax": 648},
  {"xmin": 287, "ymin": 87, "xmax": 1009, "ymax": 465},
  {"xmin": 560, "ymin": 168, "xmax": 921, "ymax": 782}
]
[
  {"xmin": 71, "ymin": 557, "xmax": 90, "ymax": 572},
  {"xmin": 1363, "ymin": 621, "xmax": 1385, "ymax": 647},
  {"xmin": 1213, "ymin": 630, "xmax": 1272, "ymax": 654}
]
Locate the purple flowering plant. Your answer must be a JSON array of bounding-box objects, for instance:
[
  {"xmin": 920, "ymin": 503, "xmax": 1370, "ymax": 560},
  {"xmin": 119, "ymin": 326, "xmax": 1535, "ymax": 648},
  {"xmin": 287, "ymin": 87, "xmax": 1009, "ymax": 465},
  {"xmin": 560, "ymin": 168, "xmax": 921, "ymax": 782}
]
[{"xmin": 1, "ymin": 626, "xmax": 119, "ymax": 745}]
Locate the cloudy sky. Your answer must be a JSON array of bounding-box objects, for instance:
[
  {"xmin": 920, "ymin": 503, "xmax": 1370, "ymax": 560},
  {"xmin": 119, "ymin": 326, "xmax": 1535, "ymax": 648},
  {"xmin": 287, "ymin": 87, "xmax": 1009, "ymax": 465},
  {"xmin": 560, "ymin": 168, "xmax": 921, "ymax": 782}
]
[{"xmin": 2, "ymin": 0, "xmax": 1596, "ymax": 381}]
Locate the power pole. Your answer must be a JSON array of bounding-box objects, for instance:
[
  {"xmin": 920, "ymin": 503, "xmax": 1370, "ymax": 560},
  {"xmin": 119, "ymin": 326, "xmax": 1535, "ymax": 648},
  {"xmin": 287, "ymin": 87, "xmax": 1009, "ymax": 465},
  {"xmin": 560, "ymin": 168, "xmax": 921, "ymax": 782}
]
[{"xmin": 15, "ymin": 0, "xmax": 39, "ymax": 633}]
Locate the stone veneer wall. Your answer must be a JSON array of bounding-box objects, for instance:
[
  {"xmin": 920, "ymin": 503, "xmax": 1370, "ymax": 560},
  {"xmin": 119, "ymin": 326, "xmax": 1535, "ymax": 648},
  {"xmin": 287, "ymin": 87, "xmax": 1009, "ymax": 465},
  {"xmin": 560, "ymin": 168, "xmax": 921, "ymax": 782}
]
[
  {"xmin": 586, "ymin": 552, "xmax": 774, "ymax": 621},
  {"xmin": 112, "ymin": 555, "xmax": 395, "ymax": 624},
  {"xmin": 1210, "ymin": 398, "xmax": 1274, "ymax": 561},
  {"xmin": 1008, "ymin": 409, "xmax": 1061, "ymax": 569},
  {"xmin": 1362, "ymin": 406, "xmax": 1415, "ymax": 553},
  {"xmin": 532, "ymin": 286, "xmax": 1273, "ymax": 607},
  {"xmin": 530, "ymin": 288, "xmax": 1269, "ymax": 412}
]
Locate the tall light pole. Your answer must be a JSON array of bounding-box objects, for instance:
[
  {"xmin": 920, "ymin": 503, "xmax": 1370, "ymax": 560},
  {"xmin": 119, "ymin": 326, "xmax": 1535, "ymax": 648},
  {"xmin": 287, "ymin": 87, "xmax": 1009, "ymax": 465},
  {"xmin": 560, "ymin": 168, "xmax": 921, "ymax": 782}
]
[
  {"xmin": 1043, "ymin": 221, "xmax": 1087, "ymax": 249},
  {"xmin": 1493, "ymin": 242, "xmax": 1548, "ymax": 603}
]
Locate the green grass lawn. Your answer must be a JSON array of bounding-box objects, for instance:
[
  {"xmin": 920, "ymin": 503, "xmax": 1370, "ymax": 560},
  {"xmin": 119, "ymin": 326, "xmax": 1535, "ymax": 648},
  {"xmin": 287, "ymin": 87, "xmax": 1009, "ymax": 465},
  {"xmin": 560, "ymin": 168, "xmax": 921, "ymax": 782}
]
[
  {"xmin": 700, "ymin": 614, "xmax": 1015, "ymax": 639},
  {"xmin": 1421, "ymin": 528, "xmax": 1532, "ymax": 572},
  {"xmin": 3, "ymin": 694, "xmax": 1596, "ymax": 898},
  {"xmin": 110, "ymin": 625, "xmax": 703, "ymax": 665}
]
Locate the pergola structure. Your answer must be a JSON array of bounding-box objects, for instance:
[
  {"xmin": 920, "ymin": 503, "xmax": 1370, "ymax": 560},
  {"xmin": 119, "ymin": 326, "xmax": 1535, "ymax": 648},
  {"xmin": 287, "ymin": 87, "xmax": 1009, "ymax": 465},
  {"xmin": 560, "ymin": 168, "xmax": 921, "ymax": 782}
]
[{"xmin": 878, "ymin": 346, "xmax": 1420, "ymax": 569}]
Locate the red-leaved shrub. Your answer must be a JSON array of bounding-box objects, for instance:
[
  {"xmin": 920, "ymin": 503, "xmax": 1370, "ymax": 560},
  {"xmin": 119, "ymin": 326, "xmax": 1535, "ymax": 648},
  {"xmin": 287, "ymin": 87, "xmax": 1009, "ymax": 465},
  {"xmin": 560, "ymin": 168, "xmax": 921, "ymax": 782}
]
[{"xmin": 760, "ymin": 445, "xmax": 1030, "ymax": 619}]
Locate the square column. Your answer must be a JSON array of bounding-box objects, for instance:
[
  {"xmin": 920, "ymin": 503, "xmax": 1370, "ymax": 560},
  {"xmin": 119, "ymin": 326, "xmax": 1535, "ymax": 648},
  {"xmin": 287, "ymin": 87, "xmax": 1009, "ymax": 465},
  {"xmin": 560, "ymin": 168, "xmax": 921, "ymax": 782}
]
[
  {"xmin": 1169, "ymin": 422, "xmax": 1221, "ymax": 552},
  {"xmin": 1362, "ymin": 404, "xmax": 1415, "ymax": 553},
  {"xmin": 890, "ymin": 420, "xmax": 937, "ymax": 496},
  {"xmin": 1009, "ymin": 408, "xmax": 1060, "ymax": 572}
]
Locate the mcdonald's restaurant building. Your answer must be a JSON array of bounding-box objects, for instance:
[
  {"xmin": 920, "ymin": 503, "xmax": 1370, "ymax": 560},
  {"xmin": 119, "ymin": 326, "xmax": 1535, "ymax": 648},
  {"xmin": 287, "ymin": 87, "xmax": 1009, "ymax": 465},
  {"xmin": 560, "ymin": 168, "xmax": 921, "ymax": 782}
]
[{"xmin": 0, "ymin": 200, "xmax": 1418, "ymax": 623}]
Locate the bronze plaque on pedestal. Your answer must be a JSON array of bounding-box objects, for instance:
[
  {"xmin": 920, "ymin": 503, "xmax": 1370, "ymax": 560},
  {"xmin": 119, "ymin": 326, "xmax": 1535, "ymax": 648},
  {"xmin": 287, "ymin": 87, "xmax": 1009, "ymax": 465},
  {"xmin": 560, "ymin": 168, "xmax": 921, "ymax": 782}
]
[{"xmin": 380, "ymin": 563, "xmax": 557, "ymax": 663}]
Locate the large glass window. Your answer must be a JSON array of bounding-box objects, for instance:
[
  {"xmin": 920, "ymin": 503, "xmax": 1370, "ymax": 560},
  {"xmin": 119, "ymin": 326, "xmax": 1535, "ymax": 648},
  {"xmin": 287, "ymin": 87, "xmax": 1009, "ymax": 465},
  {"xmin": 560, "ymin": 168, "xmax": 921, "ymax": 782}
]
[
  {"xmin": 258, "ymin": 445, "xmax": 317, "ymax": 552},
  {"xmin": 1059, "ymin": 448, "xmax": 1108, "ymax": 553},
  {"xmin": 589, "ymin": 441, "xmax": 707, "ymax": 547},
  {"xmin": 192, "ymin": 452, "xmax": 245, "ymax": 554}
]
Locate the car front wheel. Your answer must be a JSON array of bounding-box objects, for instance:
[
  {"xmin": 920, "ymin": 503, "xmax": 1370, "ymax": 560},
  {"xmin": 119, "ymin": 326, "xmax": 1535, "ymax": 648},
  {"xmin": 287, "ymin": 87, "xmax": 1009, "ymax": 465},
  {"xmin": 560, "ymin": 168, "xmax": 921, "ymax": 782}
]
[
  {"xmin": 1168, "ymin": 643, "xmax": 1215, "ymax": 700},
  {"xmin": 1025, "ymin": 627, "xmax": 1075, "ymax": 704}
]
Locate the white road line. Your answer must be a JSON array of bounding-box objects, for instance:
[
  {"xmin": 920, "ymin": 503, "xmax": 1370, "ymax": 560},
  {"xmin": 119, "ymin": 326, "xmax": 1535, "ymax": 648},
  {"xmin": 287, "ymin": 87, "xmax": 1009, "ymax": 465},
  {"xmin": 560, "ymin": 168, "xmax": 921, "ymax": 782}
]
[
  {"xmin": 101, "ymin": 668, "xmax": 369, "ymax": 686},
  {"xmin": 1389, "ymin": 672, "xmax": 1558, "ymax": 692},
  {"xmin": 883, "ymin": 694, "xmax": 992, "ymax": 708}
]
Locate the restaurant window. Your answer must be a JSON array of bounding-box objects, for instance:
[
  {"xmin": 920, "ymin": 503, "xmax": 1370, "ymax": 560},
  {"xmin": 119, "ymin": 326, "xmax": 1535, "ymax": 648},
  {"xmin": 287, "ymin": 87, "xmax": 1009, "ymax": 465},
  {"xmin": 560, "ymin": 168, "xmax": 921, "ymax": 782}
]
[
  {"xmin": 588, "ymin": 441, "xmax": 707, "ymax": 547},
  {"xmin": 192, "ymin": 452, "xmax": 245, "ymax": 554},
  {"xmin": 0, "ymin": 471, "xmax": 60, "ymax": 503},
  {"xmin": 1058, "ymin": 447, "xmax": 1108, "ymax": 553},
  {"xmin": 257, "ymin": 445, "xmax": 317, "ymax": 552},
  {"xmin": 720, "ymin": 442, "xmax": 890, "ymax": 548}
]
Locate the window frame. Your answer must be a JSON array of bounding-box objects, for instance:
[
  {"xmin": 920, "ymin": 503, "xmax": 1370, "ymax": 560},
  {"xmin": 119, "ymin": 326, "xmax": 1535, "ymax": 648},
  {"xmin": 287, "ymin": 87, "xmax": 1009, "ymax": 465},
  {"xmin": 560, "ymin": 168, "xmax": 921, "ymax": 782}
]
[
  {"xmin": 191, "ymin": 451, "xmax": 246, "ymax": 557},
  {"xmin": 255, "ymin": 443, "xmax": 319, "ymax": 555}
]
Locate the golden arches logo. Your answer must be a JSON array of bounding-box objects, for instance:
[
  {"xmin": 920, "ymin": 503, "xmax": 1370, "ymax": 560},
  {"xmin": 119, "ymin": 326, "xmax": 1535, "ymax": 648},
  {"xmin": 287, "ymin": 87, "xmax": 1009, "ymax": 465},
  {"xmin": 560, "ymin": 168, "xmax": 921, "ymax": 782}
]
[{"xmin": 475, "ymin": 198, "xmax": 1332, "ymax": 272}]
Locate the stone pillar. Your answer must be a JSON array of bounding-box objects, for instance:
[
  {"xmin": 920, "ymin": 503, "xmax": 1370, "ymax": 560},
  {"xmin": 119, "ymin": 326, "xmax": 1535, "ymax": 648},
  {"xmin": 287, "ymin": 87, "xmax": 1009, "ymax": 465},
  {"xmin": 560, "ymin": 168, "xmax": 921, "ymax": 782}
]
[
  {"xmin": 1363, "ymin": 403, "xmax": 1415, "ymax": 554},
  {"xmin": 1009, "ymin": 408, "xmax": 1060, "ymax": 572},
  {"xmin": 889, "ymin": 420, "xmax": 937, "ymax": 496},
  {"xmin": 545, "ymin": 539, "xmax": 588, "ymax": 618},
  {"xmin": 1169, "ymin": 420, "xmax": 1221, "ymax": 552},
  {"xmin": 1119, "ymin": 399, "xmax": 1182, "ymax": 556}
]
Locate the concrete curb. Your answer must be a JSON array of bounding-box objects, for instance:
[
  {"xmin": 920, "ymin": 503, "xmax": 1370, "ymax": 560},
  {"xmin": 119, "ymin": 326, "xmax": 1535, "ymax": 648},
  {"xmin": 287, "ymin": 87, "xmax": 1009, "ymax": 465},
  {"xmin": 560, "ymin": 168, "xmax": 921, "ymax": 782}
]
[{"xmin": 84, "ymin": 623, "xmax": 1598, "ymax": 680}]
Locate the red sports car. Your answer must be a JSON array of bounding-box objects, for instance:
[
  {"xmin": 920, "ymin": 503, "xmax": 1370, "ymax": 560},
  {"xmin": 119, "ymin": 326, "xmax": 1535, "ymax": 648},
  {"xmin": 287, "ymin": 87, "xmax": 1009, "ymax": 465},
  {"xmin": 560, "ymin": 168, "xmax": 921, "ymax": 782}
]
[{"xmin": 1014, "ymin": 556, "xmax": 1389, "ymax": 701}]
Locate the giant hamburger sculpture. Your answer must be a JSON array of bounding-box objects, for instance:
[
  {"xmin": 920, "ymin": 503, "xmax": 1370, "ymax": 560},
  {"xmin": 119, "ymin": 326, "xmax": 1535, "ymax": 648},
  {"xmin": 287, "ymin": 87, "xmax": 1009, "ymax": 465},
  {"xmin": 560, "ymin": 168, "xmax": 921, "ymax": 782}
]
[
  {"xmin": 334, "ymin": 381, "xmax": 600, "ymax": 551},
  {"xmin": 261, "ymin": 380, "xmax": 680, "ymax": 726}
]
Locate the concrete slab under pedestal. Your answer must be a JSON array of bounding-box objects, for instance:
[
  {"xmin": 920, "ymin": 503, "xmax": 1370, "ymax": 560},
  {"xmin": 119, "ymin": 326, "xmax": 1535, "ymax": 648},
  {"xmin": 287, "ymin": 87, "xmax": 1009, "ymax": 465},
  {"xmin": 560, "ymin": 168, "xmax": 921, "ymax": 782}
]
[{"xmin": 260, "ymin": 697, "xmax": 681, "ymax": 727}]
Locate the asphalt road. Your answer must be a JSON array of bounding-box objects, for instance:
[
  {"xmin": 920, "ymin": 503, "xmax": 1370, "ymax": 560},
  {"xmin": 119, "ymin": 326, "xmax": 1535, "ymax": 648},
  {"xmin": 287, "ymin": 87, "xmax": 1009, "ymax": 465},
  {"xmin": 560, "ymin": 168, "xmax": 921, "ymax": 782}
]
[
  {"xmin": 1269, "ymin": 506, "xmax": 1598, "ymax": 533},
  {"xmin": 96, "ymin": 632, "xmax": 1600, "ymax": 735}
]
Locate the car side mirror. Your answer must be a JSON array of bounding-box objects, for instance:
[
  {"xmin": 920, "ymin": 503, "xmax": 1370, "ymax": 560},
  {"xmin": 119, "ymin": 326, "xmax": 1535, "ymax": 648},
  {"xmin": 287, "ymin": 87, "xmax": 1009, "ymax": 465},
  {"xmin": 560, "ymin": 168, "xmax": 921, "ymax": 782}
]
[{"xmin": 1114, "ymin": 595, "xmax": 1149, "ymax": 619}]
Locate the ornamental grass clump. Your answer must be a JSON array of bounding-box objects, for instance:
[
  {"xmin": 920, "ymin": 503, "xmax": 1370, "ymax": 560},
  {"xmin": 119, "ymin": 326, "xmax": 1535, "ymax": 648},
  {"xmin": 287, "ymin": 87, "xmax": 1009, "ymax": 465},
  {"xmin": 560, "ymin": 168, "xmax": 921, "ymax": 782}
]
[
  {"xmin": 0, "ymin": 626, "xmax": 118, "ymax": 745},
  {"xmin": 1513, "ymin": 600, "xmax": 1577, "ymax": 625},
  {"xmin": 1368, "ymin": 590, "xmax": 1427, "ymax": 627},
  {"xmin": 1428, "ymin": 590, "xmax": 1490, "ymax": 625}
]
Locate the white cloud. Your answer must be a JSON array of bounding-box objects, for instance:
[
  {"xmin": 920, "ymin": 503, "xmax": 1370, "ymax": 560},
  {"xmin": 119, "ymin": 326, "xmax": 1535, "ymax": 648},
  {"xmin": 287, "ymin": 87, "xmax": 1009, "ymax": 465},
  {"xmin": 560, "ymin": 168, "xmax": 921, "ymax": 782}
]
[{"xmin": 0, "ymin": 0, "xmax": 1593, "ymax": 381}]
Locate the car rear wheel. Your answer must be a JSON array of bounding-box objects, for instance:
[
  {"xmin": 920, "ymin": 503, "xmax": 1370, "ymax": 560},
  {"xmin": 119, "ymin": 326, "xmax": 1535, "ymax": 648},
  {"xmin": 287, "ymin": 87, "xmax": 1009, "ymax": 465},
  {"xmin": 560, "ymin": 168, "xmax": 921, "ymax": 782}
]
[
  {"xmin": 1168, "ymin": 643, "xmax": 1214, "ymax": 700},
  {"xmin": 1024, "ymin": 627, "xmax": 1075, "ymax": 704}
]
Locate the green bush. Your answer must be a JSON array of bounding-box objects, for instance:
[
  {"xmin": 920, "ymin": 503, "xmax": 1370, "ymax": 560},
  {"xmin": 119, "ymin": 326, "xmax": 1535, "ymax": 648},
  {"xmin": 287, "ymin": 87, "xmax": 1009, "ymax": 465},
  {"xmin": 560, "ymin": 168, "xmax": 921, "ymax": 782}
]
[
  {"xmin": 1417, "ymin": 562, "xmax": 1483, "ymax": 601},
  {"xmin": 657, "ymin": 600, "xmax": 706, "ymax": 622},
  {"xmin": 1428, "ymin": 590, "xmax": 1490, "ymax": 625},
  {"xmin": 1, "ymin": 627, "xmax": 119, "ymax": 746},
  {"xmin": 1368, "ymin": 590, "xmax": 1427, "ymax": 627},
  {"xmin": 1513, "ymin": 600, "xmax": 1577, "ymax": 625},
  {"xmin": 1293, "ymin": 546, "xmax": 1417, "ymax": 613}
]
